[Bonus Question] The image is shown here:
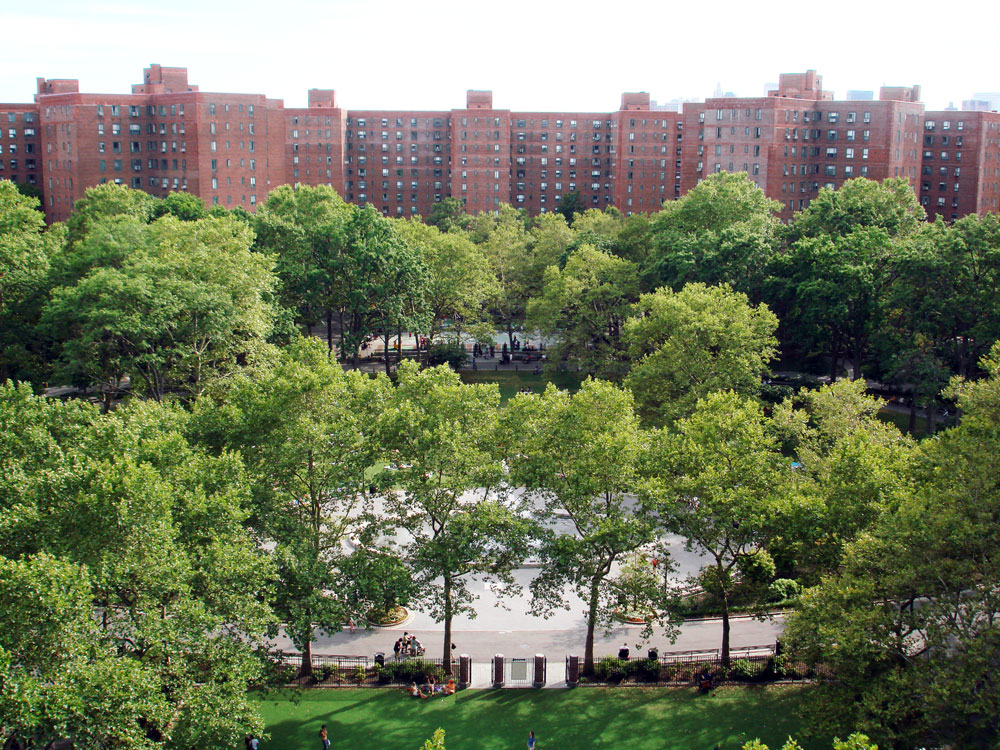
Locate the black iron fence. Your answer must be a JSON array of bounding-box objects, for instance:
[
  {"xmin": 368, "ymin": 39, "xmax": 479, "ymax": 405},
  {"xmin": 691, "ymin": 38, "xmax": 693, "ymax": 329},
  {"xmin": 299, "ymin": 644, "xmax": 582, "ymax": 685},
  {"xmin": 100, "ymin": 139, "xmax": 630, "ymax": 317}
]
[
  {"xmin": 575, "ymin": 644, "xmax": 810, "ymax": 686},
  {"xmin": 273, "ymin": 652, "xmax": 456, "ymax": 687}
]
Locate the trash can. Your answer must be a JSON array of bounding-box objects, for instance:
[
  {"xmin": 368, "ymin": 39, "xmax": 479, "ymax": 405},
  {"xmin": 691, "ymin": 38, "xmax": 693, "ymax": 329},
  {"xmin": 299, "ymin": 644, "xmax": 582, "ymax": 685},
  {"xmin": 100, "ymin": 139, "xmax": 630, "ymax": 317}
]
[
  {"xmin": 648, "ymin": 648, "xmax": 659, "ymax": 660},
  {"xmin": 374, "ymin": 652, "xmax": 385, "ymax": 667}
]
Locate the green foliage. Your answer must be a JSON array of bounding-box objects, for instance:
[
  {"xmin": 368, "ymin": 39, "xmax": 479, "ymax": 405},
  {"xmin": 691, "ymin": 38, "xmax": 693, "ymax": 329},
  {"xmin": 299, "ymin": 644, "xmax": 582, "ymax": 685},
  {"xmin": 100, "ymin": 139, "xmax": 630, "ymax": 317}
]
[
  {"xmin": 153, "ymin": 190, "xmax": 208, "ymax": 221},
  {"xmin": 0, "ymin": 384, "xmax": 276, "ymax": 748},
  {"xmin": 377, "ymin": 660, "xmax": 446, "ymax": 685},
  {"xmin": 625, "ymin": 282, "xmax": 779, "ymax": 425},
  {"xmin": 64, "ymin": 182, "xmax": 157, "ymax": 248},
  {"xmin": 421, "ymin": 728, "xmax": 447, "ymax": 750},
  {"xmin": 192, "ymin": 335, "xmax": 390, "ymax": 674},
  {"xmin": 396, "ymin": 219, "xmax": 496, "ymax": 347},
  {"xmin": 504, "ymin": 378, "xmax": 676, "ymax": 673},
  {"xmin": 767, "ymin": 578, "xmax": 800, "ymax": 602},
  {"xmin": 44, "ymin": 214, "xmax": 278, "ymax": 405},
  {"xmin": 0, "ymin": 179, "xmax": 60, "ymax": 383},
  {"xmin": 556, "ymin": 189, "xmax": 585, "ymax": 224},
  {"xmin": 526, "ymin": 244, "xmax": 639, "ymax": 378},
  {"xmin": 644, "ymin": 172, "xmax": 781, "ymax": 299},
  {"xmin": 377, "ymin": 361, "xmax": 532, "ymax": 667},
  {"xmin": 645, "ymin": 391, "xmax": 809, "ymax": 663},
  {"xmin": 785, "ymin": 343, "xmax": 1000, "ymax": 748},
  {"xmin": 426, "ymin": 341, "xmax": 470, "ymax": 369},
  {"xmin": 425, "ymin": 196, "xmax": 470, "ymax": 232},
  {"xmin": 591, "ymin": 656, "xmax": 661, "ymax": 684},
  {"xmin": 741, "ymin": 733, "xmax": 876, "ymax": 750}
]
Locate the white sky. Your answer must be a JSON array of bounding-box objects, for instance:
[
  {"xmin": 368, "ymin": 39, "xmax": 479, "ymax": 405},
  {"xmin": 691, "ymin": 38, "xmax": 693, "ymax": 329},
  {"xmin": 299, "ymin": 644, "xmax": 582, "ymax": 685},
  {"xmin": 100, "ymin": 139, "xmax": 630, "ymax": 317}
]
[{"xmin": 3, "ymin": 0, "xmax": 997, "ymax": 111}]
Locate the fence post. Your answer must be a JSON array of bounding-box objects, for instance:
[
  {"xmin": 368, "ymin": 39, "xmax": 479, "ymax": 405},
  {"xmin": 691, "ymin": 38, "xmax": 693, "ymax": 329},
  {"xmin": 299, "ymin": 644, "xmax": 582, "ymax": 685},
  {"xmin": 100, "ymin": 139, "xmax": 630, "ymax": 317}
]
[
  {"xmin": 532, "ymin": 654, "xmax": 546, "ymax": 688},
  {"xmin": 566, "ymin": 654, "xmax": 580, "ymax": 687},
  {"xmin": 459, "ymin": 654, "xmax": 472, "ymax": 689},
  {"xmin": 492, "ymin": 654, "xmax": 504, "ymax": 688}
]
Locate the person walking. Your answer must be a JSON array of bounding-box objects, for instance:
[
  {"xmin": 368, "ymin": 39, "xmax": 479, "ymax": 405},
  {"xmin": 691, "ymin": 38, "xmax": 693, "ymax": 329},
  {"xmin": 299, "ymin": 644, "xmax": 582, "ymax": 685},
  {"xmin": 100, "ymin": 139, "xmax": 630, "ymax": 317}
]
[
  {"xmin": 527, "ymin": 730, "xmax": 536, "ymax": 749},
  {"xmin": 319, "ymin": 724, "xmax": 330, "ymax": 750}
]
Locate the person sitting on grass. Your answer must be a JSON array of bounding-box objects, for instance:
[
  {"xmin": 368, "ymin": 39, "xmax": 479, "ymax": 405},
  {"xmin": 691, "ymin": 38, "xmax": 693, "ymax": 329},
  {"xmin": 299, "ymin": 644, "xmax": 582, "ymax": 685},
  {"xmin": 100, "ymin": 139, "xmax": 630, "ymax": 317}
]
[
  {"xmin": 408, "ymin": 682, "xmax": 427, "ymax": 699},
  {"xmin": 423, "ymin": 674, "xmax": 438, "ymax": 694},
  {"xmin": 443, "ymin": 678, "xmax": 456, "ymax": 695}
]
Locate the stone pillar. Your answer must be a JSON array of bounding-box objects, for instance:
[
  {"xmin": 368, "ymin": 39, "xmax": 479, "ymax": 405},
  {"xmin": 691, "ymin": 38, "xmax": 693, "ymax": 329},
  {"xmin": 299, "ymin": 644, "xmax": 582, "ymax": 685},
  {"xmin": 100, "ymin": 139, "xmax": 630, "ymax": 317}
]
[
  {"xmin": 459, "ymin": 654, "xmax": 472, "ymax": 689},
  {"xmin": 567, "ymin": 654, "xmax": 580, "ymax": 687},
  {"xmin": 492, "ymin": 654, "xmax": 504, "ymax": 688},
  {"xmin": 532, "ymin": 654, "xmax": 546, "ymax": 688}
]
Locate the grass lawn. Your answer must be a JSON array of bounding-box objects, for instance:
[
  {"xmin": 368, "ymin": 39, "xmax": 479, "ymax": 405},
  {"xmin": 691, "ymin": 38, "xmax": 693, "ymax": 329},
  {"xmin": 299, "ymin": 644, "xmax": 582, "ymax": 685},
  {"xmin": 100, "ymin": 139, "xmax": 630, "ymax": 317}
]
[
  {"xmin": 254, "ymin": 685, "xmax": 816, "ymax": 749},
  {"xmin": 459, "ymin": 370, "xmax": 585, "ymax": 403}
]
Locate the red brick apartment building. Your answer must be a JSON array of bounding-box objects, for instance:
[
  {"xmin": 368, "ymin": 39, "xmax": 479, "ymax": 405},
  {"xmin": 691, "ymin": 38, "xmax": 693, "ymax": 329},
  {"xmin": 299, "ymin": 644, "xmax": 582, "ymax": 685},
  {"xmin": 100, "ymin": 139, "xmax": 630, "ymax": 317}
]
[
  {"xmin": 2, "ymin": 64, "xmax": 997, "ymax": 223},
  {"xmin": 920, "ymin": 111, "xmax": 1000, "ymax": 220}
]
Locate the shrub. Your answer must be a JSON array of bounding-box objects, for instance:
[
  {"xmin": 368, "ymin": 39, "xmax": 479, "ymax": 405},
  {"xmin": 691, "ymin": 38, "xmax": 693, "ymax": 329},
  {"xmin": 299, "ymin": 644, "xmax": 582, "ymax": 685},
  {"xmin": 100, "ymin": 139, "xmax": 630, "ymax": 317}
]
[
  {"xmin": 426, "ymin": 342, "xmax": 468, "ymax": 370},
  {"xmin": 378, "ymin": 659, "xmax": 445, "ymax": 685},
  {"xmin": 633, "ymin": 657, "xmax": 661, "ymax": 682},
  {"xmin": 727, "ymin": 658, "xmax": 760, "ymax": 681},
  {"xmin": 593, "ymin": 657, "xmax": 627, "ymax": 684},
  {"xmin": 768, "ymin": 578, "xmax": 800, "ymax": 602}
]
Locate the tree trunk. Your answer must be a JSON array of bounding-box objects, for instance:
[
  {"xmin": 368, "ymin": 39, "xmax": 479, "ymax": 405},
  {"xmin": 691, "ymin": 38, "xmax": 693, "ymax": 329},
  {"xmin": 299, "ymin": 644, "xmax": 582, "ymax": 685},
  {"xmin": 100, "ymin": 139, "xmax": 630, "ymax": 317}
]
[
  {"xmin": 720, "ymin": 593, "xmax": 732, "ymax": 667},
  {"xmin": 583, "ymin": 578, "xmax": 601, "ymax": 676},
  {"xmin": 299, "ymin": 636, "xmax": 314, "ymax": 679},
  {"xmin": 383, "ymin": 332, "xmax": 392, "ymax": 375},
  {"xmin": 326, "ymin": 310, "xmax": 334, "ymax": 357},
  {"xmin": 443, "ymin": 576, "xmax": 453, "ymax": 676},
  {"xmin": 507, "ymin": 321, "xmax": 515, "ymax": 353},
  {"xmin": 926, "ymin": 399, "xmax": 937, "ymax": 435},
  {"xmin": 338, "ymin": 310, "xmax": 346, "ymax": 362},
  {"xmin": 908, "ymin": 399, "xmax": 917, "ymax": 434}
]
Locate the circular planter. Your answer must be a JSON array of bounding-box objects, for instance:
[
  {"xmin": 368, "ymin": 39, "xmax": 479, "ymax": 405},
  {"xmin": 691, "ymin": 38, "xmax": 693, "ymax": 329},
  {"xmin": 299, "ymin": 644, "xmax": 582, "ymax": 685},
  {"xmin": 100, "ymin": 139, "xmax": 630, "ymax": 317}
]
[
  {"xmin": 613, "ymin": 607, "xmax": 654, "ymax": 625},
  {"xmin": 366, "ymin": 606, "xmax": 409, "ymax": 627}
]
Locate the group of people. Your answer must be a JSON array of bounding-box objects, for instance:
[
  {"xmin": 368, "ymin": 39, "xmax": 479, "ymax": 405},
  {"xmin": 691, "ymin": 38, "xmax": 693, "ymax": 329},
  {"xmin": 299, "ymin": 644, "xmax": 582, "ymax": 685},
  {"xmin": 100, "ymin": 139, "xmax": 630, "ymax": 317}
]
[
  {"xmin": 407, "ymin": 675, "xmax": 457, "ymax": 699},
  {"xmin": 393, "ymin": 632, "xmax": 425, "ymax": 658}
]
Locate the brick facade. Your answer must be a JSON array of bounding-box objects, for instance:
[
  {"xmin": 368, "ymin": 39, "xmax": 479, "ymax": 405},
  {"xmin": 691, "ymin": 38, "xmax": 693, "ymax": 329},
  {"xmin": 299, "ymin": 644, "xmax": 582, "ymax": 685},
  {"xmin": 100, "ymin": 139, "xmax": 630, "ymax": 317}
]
[{"xmin": 5, "ymin": 65, "xmax": 998, "ymax": 224}]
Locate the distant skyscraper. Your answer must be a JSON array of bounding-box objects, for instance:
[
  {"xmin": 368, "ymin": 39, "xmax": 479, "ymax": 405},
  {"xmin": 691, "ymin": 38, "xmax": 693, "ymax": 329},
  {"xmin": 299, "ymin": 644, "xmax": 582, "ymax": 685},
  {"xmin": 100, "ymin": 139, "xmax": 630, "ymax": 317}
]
[
  {"xmin": 972, "ymin": 92, "xmax": 1000, "ymax": 109},
  {"xmin": 963, "ymin": 100, "xmax": 993, "ymax": 111}
]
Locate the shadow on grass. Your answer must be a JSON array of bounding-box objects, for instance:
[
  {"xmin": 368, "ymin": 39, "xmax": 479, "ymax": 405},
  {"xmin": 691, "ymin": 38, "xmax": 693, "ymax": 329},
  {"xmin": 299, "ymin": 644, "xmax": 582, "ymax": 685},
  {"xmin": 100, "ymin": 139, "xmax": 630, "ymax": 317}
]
[{"xmin": 255, "ymin": 685, "xmax": 818, "ymax": 749}]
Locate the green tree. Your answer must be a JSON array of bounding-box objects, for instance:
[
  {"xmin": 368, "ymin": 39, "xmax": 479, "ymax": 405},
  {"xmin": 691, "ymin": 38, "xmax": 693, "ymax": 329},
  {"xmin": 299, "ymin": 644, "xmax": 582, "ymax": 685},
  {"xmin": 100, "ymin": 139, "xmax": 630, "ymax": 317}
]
[
  {"xmin": 0, "ymin": 180, "xmax": 61, "ymax": 383},
  {"xmin": 556, "ymin": 189, "xmax": 585, "ymax": 224},
  {"xmin": 785, "ymin": 344, "xmax": 1000, "ymax": 749},
  {"xmin": 253, "ymin": 184, "xmax": 352, "ymax": 352},
  {"xmin": 526, "ymin": 244, "xmax": 639, "ymax": 378},
  {"xmin": 504, "ymin": 379, "xmax": 673, "ymax": 674},
  {"xmin": 396, "ymin": 219, "xmax": 496, "ymax": 353},
  {"xmin": 153, "ymin": 190, "xmax": 208, "ymax": 221},
  {"xmin": 377, "ymin": 361, "xmax": 532, "ymax": 673},
  {"xmin": 44, "ymin": 215, "xmax": 277, "ymax": 405},
  {"xmin": 0, "ymin": 554, "xmax": 171, "ymax": 750},
  {"xmin": 425, "ymin": 197, "xmax": 471, "ymax": 233},
  {"xmin": 194, "ymin": 336, "xmax": 392, "ymax": 676},
  {"xmin": 0, "ymin": 384, "xmax": 276, "ymax": 748},
  {"xmin": 644, "ymin": 172, "xmax": 782, "ymax": 300},
  {"xmin": 476, "ymin": 204, "xmax": 534, "ymax": 350},
  {"xmin": 64, "ymin": 182, "xmax": 158, "ymax": 249},
  {"xmin": 624, "ymin": 282, "xmax": 779, "ymax": 425},
  {"xmin": 338, "ymin": 205, "xmax": 429, "ymax": 366},
  {"xmin": 769, "ymin": 379, "xmax": 913, "ymax": 578},
  {"xmin": 777, "ymin": 178, "xmax": 923, "ymax": 381},
  {"xmin": 645, "ymin": 391, "xmax": 805, "ymax": 664}
]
